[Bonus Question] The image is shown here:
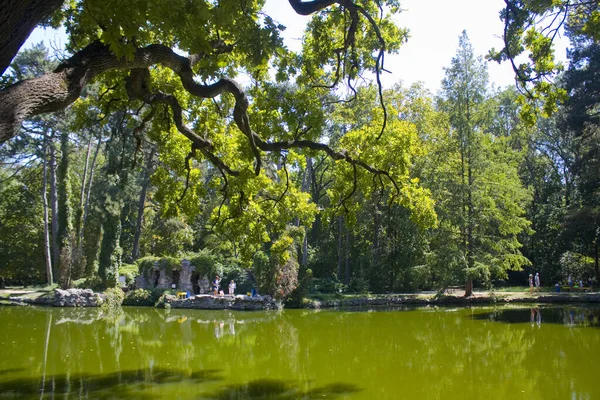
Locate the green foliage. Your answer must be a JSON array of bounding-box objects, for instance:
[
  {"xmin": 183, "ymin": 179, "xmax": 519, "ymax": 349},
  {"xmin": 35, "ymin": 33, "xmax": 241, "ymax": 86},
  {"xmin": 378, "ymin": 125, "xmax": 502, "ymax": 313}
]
[
  {"xmin": 137, "ymin": 256, "xmax": 161, "ymax": 279},
  {"xmin": 286, "ymin": 268, "xmax": 314, "ymax": 308},
  {"xmin": 250, "ymin": 225, "xmax": 303, "ymax": 300},
  {"xmin": 57, "ymin": 130, "xmax": 75, "ymax": 288},
  {"xmin": 98, "ymin": 213, "xmax": 122, "ymax": 289},
  {"xmin": 119, "ymin": 263, "xmax": 138, "ymax": 287},
  {"xmin": 102, "ymin": 287, "xmax": 125, "ymax": 309},
  {"xmin": 487, "ymin": 0, "xmax": 597, "ymax": 120},
  {"xmin": 0, "ymin": 173, "xmax": 45, "ymax": 285},
  {"xmin": 187, "ymin": 249, "xmax": 220, "ymax": 279},
  {"xmin": 142, "ymin": 216, "xmax": 193, "ymax": 257},
  {"xmin": 431, "ymin": 33, "xmax": 532, "ymax": 293},
  {"xmin": 122, "ymin": 288, "xmax": 168, "ymax": 306},
  {"xmin": 311, "ymin": 277, "xmax": 347, "ymax": 294},
  {"xmin": 559, "ymin": 252, "xmax": 595, "ymax": 283}
]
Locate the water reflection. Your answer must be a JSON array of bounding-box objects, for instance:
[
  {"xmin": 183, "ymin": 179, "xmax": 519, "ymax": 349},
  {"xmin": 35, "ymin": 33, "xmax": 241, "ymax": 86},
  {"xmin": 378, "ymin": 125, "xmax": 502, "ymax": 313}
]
[
  {"xmin": 1, "ymin": 305, "xmax": 599, "ymax": 399},
  {"xmin": 530, "ymin": 307, "xmax": 542, "ymax": 327},
  {"xmin": 472, "ymin": 306, "xmax": 600, "ymax": 328}
]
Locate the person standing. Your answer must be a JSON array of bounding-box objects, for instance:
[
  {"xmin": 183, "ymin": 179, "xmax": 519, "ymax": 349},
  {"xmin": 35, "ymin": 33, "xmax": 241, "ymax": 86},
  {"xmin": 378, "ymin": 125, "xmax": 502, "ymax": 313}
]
[
  {"xmin": 228, "ymin": 280, "xmax": 236, "ymax": 296},
  {"xmin": 535, "ymin": 272, "xmax": 540, "ymax": 292},
  {"xmin": 212, "ymin": 275, "xmax": 220, "ymax": 296},
  {"xmin": 528, "ymin": 274, "xmax": 534, "ymax": 293}
]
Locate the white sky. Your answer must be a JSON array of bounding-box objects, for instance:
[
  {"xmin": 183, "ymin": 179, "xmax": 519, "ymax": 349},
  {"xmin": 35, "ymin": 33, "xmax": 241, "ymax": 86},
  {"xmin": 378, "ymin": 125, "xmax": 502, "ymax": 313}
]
[
  {"xmin": 263, "ymin": 0, "xmax": 570, "ymax": 93},
  {"xmin": 26, "ymin": 0, "xmax": 569, "ymax": 94}
]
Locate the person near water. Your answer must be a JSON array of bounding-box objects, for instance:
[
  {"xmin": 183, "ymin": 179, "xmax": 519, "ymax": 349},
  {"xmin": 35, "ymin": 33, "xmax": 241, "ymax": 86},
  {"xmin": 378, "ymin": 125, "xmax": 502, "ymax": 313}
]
[
  {"xmin": 212, "ymin": 275, "xmax": 220, "ymax": 296},
  {"xmin": 228, "ymin": 280, "xmax": 236, "ymax": 296},
  {"xmin": 534, "ymin": 272, "xmax": 540, "ymax": 291},
  {"xmin": 528, "ymin": 274, "xmax": 534, "ymax": 292}
]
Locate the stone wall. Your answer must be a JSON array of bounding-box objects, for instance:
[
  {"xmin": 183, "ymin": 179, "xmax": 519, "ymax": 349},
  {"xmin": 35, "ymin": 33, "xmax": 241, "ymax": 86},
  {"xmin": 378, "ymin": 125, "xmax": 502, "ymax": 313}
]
[{"xmin": 166, "ymin": 294, "xmax": 281, "ymax": 311}]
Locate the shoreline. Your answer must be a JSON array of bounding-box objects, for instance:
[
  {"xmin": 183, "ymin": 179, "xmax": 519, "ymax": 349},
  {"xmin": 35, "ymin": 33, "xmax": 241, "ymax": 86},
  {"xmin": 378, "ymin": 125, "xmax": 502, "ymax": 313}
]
[{"xmin": 2, "ymin": 288, "xmax": 600, "ymax": 310}]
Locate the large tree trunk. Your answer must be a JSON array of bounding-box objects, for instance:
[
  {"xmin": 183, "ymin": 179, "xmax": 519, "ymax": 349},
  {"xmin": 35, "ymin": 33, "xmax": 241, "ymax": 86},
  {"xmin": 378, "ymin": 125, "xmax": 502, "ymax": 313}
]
[
  {"xmin": 131, "ymin": 147, "xmax": 156, "ymax": 261},
  {"xmin": 41, "ymin": 131, "xmax": 53, "ymax": 286},
  {"xmin": 465, "ymin": 278, "xmax": 473, "ymax": 297},
  {"xmin": 0, "ymin": 0, "xmax": 64, "ymax": 76}
]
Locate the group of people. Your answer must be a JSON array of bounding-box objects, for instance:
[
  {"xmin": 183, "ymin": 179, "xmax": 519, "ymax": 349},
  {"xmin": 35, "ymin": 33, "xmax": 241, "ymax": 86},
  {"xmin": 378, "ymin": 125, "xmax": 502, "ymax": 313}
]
[
  {"xmin": 212, "ymin": 275, "xmax": 236, "ymax": 296},
  {"xmin": 528, "ymin": 272, "xmax": 541, "ymax": 292}
]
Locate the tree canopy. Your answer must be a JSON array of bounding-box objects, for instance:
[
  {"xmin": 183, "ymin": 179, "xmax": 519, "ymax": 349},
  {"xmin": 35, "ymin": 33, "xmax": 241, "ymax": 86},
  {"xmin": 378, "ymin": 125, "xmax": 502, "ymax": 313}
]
[{"xmin": 1, "ymin": 0, "xmax": 600, "ymax": 297}]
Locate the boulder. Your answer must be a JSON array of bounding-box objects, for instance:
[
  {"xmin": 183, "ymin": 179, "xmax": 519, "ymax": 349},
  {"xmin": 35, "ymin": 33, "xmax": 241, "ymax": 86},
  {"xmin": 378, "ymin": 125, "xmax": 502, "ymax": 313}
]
[{"xmin": 53, "ymin": 288, "xmax": 103, "ymax": 307}]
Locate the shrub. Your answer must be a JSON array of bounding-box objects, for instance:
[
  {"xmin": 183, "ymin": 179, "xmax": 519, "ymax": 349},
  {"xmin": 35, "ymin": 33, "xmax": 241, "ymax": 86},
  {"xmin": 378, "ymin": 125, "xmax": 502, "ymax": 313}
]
[
  {"xmin": 312, "ymin": 276, "xmax": 346, "ymax": 294},
  {"xmin": 137, "ymin": 256, "xmax": 161, "ymax": 280},
  {"xmin": 102, "ymin": 287, "xmax": 125, "ymax": 309},
  {"xmin": 188, "ymin": 249, "xmax": 221, "ymax": 280},
  {"xmin": 123, "ymin": 289, "xmax": 152, "ymax": 306},
  {"xmin": 253, "ymin": 227, "xmax": 302, "ymax": 300},
  {"xmin": 287, "ymin": 268, "xmax": 313, "ymax": 308},
  {"xmin": 119, "ymin": 263, "xmax": 139, "ymax": 287}
]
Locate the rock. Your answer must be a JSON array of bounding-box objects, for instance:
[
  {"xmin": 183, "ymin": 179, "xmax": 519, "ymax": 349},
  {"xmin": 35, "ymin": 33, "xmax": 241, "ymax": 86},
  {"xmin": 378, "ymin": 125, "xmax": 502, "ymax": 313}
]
[
  {"xmin": 53, "ymin": 288, "xmax": 103, "ymax": 307},
  {"xmin": 167, "ymin": 294, "xmax": 282, "ymax": 311}
]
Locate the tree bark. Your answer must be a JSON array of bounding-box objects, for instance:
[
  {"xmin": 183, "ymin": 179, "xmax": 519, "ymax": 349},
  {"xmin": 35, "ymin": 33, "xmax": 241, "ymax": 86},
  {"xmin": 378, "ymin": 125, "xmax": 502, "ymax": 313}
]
[
  {"xmin": 73, "ymin": 135, "xmax": 92, "ymax": 275},
  {"xmin": 595, "ymin": 226, "xmax": 599, "ymax": 283},
  {"xmin": 41, "ymin": 131, "xmax": 53, "ymax": 285},
  {"xmin": 131, "ymin": 147, "xmax": 156, "ymax": 261},
  {"xmin": 301, "ymin": 157, "xmax": 312, "ymax": 267},
  {"xmin": 49, "ymin": 131, "xmax": 59, "ymax": 277},
  {"xmin": 57, "ymin": 129, "xmax": 73, "ymax": 288},
  {"xmin": 345, "ymin": 225, "xmax": 350, "ymax": 285},
  {"xmin": 0, "ymin": 0, "xmax": 64, "ymax": 76},
  {"xmin": 338, "ymin": 215, "xmax": 344, "ymax": 279},
  {"xmin": 82, "ymin": 137, "xmax": 101, "ymax": 243},
  {"xmin": 465, "ymin": 278, "xmax": 473, "ymax": 297}
]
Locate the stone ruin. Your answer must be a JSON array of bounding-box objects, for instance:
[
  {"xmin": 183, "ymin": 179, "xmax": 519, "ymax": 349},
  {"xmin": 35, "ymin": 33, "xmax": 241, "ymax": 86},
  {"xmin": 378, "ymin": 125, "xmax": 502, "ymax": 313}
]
[{"xmin": 135, "ymin": 259, "xmax": 211, "ymax": 294}]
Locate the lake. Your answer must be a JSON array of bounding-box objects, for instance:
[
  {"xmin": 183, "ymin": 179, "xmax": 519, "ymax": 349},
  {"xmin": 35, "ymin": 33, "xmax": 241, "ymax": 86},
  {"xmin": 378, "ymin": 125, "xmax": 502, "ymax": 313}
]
[{"xmin": 0, "ymin": 304, "xmax": 598, "ymax": 399}]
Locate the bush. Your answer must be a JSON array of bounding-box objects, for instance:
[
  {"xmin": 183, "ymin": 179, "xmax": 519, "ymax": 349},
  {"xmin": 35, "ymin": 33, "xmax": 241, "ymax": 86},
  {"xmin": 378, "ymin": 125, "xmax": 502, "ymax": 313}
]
[
  {"xmin": 312, "ymin": 276, "xmax": 346, "ymax": 294},
  {"xmin": 123, "ymin": 289, "xmax": 152, "ymax": 306},
  {"xmin": 102, "ymin": 287, "xmax": 125, "ymax": 309},
  {"xmin": 119, "ymin": 263, "xmax": 138, "ymax": 287},
  {"xmin": 123, "ymin": 288, "xmax": 169, "ymax": 307},
  {"xmin": 137, "ymin": 256, "xmax": 161, "ymax": 280},
  {"xmin": 287, "ymin": 268, "xmax": 313, "ymax": 308},
  {"xmin": 188, "ymin": 249, "xmax": 221, "ymax": 280}
]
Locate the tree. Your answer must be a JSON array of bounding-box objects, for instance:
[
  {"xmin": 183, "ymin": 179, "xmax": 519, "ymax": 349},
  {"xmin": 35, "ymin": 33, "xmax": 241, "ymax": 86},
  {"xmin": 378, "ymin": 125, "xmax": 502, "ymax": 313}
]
[
  {"xmin": 0, "ymin": 1, "xmax": 405, "ymax": 186},
  {"xmin": 0, "ymin": 0, "xmax": 64, "ymax": 76},
  {"xmin": 438, "ymin": 32, "xmax": 531, "ymax": 296},
  {"xmin": 560, "ymin": 35, "xmax": 600, "ymax": 282},
  {"xmin": 489, "ymin": 0, "xmax": 600, "ymax": 117}
]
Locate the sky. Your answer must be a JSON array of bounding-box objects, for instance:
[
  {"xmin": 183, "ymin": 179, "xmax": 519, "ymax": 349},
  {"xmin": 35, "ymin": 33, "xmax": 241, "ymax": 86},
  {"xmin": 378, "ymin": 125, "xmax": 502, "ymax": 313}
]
[
  {"xmin": 262, "ymin": 0, "xmax": 570, "ymax": 93},
  {"xmin": 25, "ymin": 0, "xmax": 569, "ymax": 94}
]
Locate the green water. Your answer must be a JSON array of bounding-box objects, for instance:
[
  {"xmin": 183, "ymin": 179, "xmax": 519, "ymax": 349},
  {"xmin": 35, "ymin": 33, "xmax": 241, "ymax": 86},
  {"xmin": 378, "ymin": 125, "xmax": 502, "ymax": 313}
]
[{"xmin": 0, "ymin": 305, "xmax": 599, "ymax": 399}]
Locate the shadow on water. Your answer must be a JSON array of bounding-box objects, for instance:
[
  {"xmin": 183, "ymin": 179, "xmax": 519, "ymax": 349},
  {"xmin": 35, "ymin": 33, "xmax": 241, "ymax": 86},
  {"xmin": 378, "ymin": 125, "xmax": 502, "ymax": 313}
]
[
  {"xmin": 471, "ymin": 306, "xmax": 600, "ymax": 328},
  {"xmin": 0, "ymin": 368, "xmax": 223, "ymax": 399},
  {"xmin": 200, "ymin": 378, "xmax": 362, "ymax": 400},
  {"xmin": 0, "ymin": 368, "xmax": 26, "ymax": 377}
]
